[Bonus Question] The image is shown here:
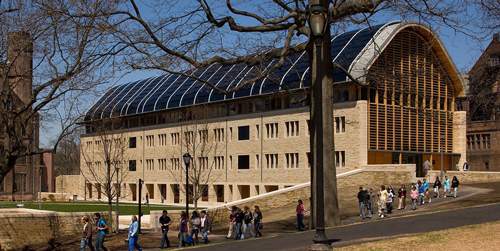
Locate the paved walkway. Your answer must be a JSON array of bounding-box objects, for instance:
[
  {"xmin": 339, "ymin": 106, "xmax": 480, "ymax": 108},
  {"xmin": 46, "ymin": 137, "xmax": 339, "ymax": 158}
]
[{"xmin": 181, "ymin": 202, "xmax": 500, "ymax": 251}]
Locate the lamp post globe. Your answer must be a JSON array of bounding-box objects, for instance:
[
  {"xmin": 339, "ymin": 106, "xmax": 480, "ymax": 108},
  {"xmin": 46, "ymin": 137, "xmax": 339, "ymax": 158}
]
[{"xmin": 308, "ymin": 4, "xmax": 327, "ymax": 37}]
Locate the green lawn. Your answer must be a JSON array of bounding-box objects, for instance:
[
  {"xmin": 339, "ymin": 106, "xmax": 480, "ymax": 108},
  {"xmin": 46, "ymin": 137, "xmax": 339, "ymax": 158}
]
[{"xmin": 0, "ymin": 201, "xmax": 184, "ymax": 215}]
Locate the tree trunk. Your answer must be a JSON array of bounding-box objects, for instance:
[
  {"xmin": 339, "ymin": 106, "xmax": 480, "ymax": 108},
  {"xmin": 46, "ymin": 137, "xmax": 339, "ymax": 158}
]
[{"xmin": 108, "ymin": 197, "xmax": 113, "ymax": 231}]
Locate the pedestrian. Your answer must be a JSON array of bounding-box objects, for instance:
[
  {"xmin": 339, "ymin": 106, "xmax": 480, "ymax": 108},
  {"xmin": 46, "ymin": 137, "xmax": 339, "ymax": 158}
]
[
  {"xmin": 378, "ymin": 185, "xmax": 388, "ymax": 218},
  {"xmin": 241, "ymin": 206, "xmax": 254, "ymax": 239},
  {"xmin": 190, "ymin": 211, "xmax": 201, "ymax": 244},
  {"xmin": 422, "ymin": 178, "xmax": 431, "ymax": 203},
  {"xmin": 397, "ymin": 184, "xmax": 407, "ymax": 210},
  {"xmin": 357, "ymin": 186, "xmax": 368, "ymax": 219},
  {"xmin": 452, "ymin": 176, "xmax": 460, "ymax": 198},
  {"xmin": 234, "ymin": 207, "xmax": 244, "ymax": 240},
  {"xmin": 253, "ymin": 205, "xmax": 263, "ymax": 237},
  {"xmin": 433, "ymin": 176, "xmax": 442, "ymax": 198},
  {"xmin": 423, "ymin": 159, "xmax": 432, "ymax": 177},
  {"xmin": 80, "ymin": 216, "xmax": 94, "ymax": 251},
  {"xmin": 296, "ymin": 199, "xmax": 306, "ymax": 231},
  {"xmin": 94, "ymin": 213, "xmax": 108, "ymax": 251},
  {"xmin": 127, "ymin": 215, "xmax": 142, "ymax": 251},
  {"xmin": 417, "ymin": 180, "xmax": 425, "ymax": 205},
  {"xmin": 386, "ymin": 187, "xmax": 394, "ymax": 214},
  {"xmin": 200, "ymin": 210, "xmax": 212, "ymax": 244},
  {"xmin": 368, "ymin": 188, "xmax": 375, "ymax": 216},
  {"xmin": 443, "ymin": 176, "xmax": 451, "ymax": 198},
  {"xmin": 159, "ymin": 210, "xmax": 171, "ymax": 249},
  {"xmin": 226, "ymin": 206, "xmax": 237, "ymax": 239},
  {"xmin": 410, "ymin": 185, "xmax": 418, "ymax": 210},
  {"xmin": 178, "ymin": 211, "xmax": 189, "ymax": 247},
  {"xmin": 463, "ymin": 162, "xmax": 469, "ymax": 171}
]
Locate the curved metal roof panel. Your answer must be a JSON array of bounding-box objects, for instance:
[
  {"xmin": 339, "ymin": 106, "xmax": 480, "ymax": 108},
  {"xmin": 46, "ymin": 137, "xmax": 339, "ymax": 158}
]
[{"xmin": 86, "ymin": 21, "xmax": 401, "ymax": 121}]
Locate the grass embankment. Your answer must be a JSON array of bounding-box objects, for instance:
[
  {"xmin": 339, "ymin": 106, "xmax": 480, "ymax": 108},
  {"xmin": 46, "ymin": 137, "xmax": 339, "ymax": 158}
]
[
  {"xmin": 338, "ymin": 220, "xmax": 500, "ymax": 251},
  {"xmin": 0, "ymin": 201, "xmax": 183, "ymax": 215}
]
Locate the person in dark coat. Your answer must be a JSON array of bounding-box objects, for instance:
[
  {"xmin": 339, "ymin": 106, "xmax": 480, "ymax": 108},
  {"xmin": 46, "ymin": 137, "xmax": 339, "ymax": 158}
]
[{"xmin": 159, "ymin": 210, "xmax": 171, "ymax": 248}]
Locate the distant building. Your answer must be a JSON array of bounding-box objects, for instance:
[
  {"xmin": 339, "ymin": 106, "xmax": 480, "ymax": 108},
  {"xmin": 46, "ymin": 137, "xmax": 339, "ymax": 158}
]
[
  {"xmin": 0, "ymin": 32, "xmax": 54, "ymax": 200},
  {"xmin": 63, "ymin": 22, "xmax": 466, "ymax": 206},
  {"xmin": 460, "ymin": 33, "xmax": 500, "ymax": 171}
]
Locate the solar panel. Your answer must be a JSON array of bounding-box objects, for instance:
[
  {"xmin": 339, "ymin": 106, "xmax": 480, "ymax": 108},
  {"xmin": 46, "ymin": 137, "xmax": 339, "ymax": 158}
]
[{"xmin": 84, "ymin": 21, "xmax": 401, "ymax": 122}]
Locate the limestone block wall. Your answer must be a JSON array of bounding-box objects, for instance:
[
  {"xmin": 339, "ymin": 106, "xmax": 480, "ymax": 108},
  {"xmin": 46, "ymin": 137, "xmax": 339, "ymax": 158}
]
[
  {"xmin": 0, "ymin": 209, "xmax": 111, "ymax": 251},
  {"xmin": 428, "ymin": 170, "xmax": 500, "ymax": 184},
  {"xmin": 55, "ymin": 175, "xmax": 85, "ymax": 199},
  {"xmin": 453, "ymin": 111, "xmax": 467, "ymax": 170}
]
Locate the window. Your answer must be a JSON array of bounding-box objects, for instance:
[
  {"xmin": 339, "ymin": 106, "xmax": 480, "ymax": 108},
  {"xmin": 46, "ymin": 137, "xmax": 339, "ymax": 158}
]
[
  {"xmin": 238, "ymin": 155, "xmax": 250, "ymax": 169},
  {"xmin": 184, "ymin": 131, "xmax": 194, "ymax": 144},
  {"xmin": 170, "ymin": 158, "xmax": 180, "ymax": 170},
  {"xmin": 129, "ymin": 137, "xmax": 137, "ymax": 148},
  {"xmin": 198, "ymin": 157, "xmax": 209, "ymax": 169},
  {"xmin": 146, "ymin": 159, "xmax": 154, "ymax": 171},
  {"xmin": 265, "ymin": 123, "xmax": 279, "ymax": 139},
  {"xmin": 307, "ymin": 120, "xmax": 311, "ymax": 135},
  {"xmin": 485, "ymin": 161, "xmax": 490, "ymax": 170},
  {"xmin": 482, "ymin": 134, "xmax": 491, "ymax": 149},
  {"xmin": 146, "ymin": 135, "xmax": 154, "ymax": 147},
  {"xmin": 256, "ymin": 155, "xmax": 260, "ymax": 169},
  {"xmin": 265, "ymin": 154, "xmax": 279, "ymax": 169},
  {"xmin": 95, "ymin": 139, "xmax": 101, "ymax": 146},
  {"xmin": 335, "ymin": 116, "xmax": 346, "ymax": 133},
  {"xmin": 198, "ymin": 129, "xmax": 208, "ymax": 143},
  {"xmin": 86, "ymin": 141, "xmax": 92, "ymax": 148},
  {"xmin": 307, "ymin": 152, "xmax": 311, "ymax": 168},
  {"xmin": 94, "ymin": 161, "xmax": 102, "ymax": 169},
  {"xmin": 214, "ymin": 128, "xmax": 225, "ymax": 142},
  {"xmin": 335, "ymin": 151, "xmax": 346, "ymax": 167},
  {"xmin": 0, "ymin": 178, "xmax": 3, "ymax": 192},
  {"xmin": 171, "ymin": 133, "xmax": 180, "ymax": 145},
  {"xmin": 158, "ymin": 158, "xmax": 167, "ymax": 170},
  {"xmin": 285, "ymin": 121, "xmax": 299, "ymax": 137},
  {"xmin": 128, "ymin": 160, "xmax": 137, "ymax": 171},
  {"xmin": 285, "ymin": 153, "xmax": 299, "ymax": 168},
  {"xmin": 238, "ymin": 126, "xmax": 250, "ymax": 140},
  {"xmin": 256, "ymin": 125, "xmax": 260, "ymax": 139},
  {"xmin": 214, "ymin": 156, "xmax": 225, "ymax": 169},
  {"xmin": 158, "ymin": 133, "xmax": 167, "ymax": 146}
]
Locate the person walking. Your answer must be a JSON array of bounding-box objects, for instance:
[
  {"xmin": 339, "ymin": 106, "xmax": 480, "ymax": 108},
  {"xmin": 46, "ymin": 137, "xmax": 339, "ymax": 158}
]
[
  {"xmin": 397, "ymin": 185, "xmax": 407, "ymax": 210},
  {"xmin": 178, "ymin": 211, "xmax": 189, "ymax": 247},
  {"xmin": 159, "ymin": 210, "xmax": 171, "ymax": 249},
  {"xmin": 357, "ymin": 187, "xmax": 368, "ymax": 219},
  {"xmin": 94, "ymin": 213, "xmax": 108, "ymax": 251},
  {"xmin": 80, "ymin": 216, "xmax": 94, "ymax": 251},
  {"xmin": 368, "ymin": 188, "xmax": 375, "ymax": 216},
  {"xmin": 200, "ymin": 210, "xmax": 212, "ymax": 244},
  {"xmin": 422, "ymin": 179, "xmax": 430, "ymax": 203},
  {"xmin": 296, "ymin": 199, "xmax": 306, "ymax": 231},
  {"xmin": 234, "ymin": 207, "xmax": 244, "ymax": 240},
  {"xmin": 443, "ymin": 176, "xmax": 451, "ymax": 198},
  {"xmin": 190, "ymin": 211, "xmax": 201, "ymax": 244},
  {"xmin": 452, "ymin": 176, "xmax": 460, "ymax": 198},
  {"xmin": 433, "ymin": 176, "xmax": 442, "ymax": 198},
  {"xmin": 127, "ymin": 215, "xmax": 142, "ymax": 251},
  {"xmin": 423, "ymin": 159, "xmax": 432, "ymax": 177},
  {"xmin": 226, "ymin": 206, "xmax": 237, "ymax": 239},
  {"xmin": 386, "ymin": 187, "xmax": 394, "ymax": 214},
  {"xmin": 241, "ymin": 206, "xmax": 254, "ymax": 239},
  {"xmin": 410, "ymin": 185, "xmax": 419, "ymax": 210},
  {"xmin": 378, "ymin": 185, "xmax": 388, "ymax": 218},
  {"xmin": 417, "ymin": 180, "xmax": 425, "ymax": 205},
  {"xmin": 253, "ymin": 205, "xmax": 263, "ymax": 237}
]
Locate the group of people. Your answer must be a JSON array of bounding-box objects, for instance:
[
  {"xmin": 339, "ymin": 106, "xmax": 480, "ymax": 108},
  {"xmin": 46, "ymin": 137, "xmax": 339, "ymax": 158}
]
[
  {"xmin": 357, "ymin": 175, "xmax": 461, "ymax": 220},
  {"xmin": 175, "ymin": 210, "xmax": 213, "ymax": 248},
  {"xmin": 225, "ymin": 205, "xmax": 263, "ymax": 240},
  {"xmin": 80, "ymin": 212, "xmax": 110, "ymax": 251}
]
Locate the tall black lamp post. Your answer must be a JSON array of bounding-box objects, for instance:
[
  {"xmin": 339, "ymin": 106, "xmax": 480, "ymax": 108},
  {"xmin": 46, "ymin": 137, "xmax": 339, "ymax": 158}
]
[
  {"xmin": 308, "ymin": 0, "xmax": 339, "ymax": 246},
  {"xmin": 183, "ymin": 153, "xmax": 192, "ymax": 217}
]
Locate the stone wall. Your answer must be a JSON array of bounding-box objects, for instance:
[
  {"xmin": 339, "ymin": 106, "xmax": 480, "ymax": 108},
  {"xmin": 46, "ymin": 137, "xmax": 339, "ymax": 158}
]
[
  {"xmin": 55, "ymin": 175, "xmax": 85, "ymax": 199},
  {"xmin": 0, "ymin": 209, "xmax": 111, "ymax": 251},
  {"xmin": 428, "ymin": 170, "xmax": 500, "ymax": 184},
  {"xmin": 207, "ymin": 165, "xmax": 415, "ymax": 229}
]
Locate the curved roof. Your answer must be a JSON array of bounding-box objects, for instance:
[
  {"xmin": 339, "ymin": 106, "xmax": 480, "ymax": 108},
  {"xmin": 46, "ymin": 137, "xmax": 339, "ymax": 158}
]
[{"xmin": 85, "ymin": 21, "xmax": 463, "ymax": 122}]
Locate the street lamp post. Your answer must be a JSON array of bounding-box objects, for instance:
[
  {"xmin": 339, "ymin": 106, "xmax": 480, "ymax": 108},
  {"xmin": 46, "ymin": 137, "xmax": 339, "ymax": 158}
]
[
  {"xmin": 183, "ymin": 153, "xmax": 192, "ymax": 217},
  {"xmin": 440, "ymin": 135, "xmax": 445, "ymax": 179},
  {"xmin": 308, "ymin": 0, "xmax": 339, "ymax": 245}
]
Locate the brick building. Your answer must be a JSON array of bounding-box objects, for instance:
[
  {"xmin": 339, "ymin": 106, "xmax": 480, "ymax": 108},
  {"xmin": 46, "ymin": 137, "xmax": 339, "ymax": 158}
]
[
  {"xmin": 461, "ymin": 33, "xmax": 500, "ymax": 171},
  {"xmin": 0, "ymin": 32, "xmax": 54, "ymax": 200},
  {"xmin": 65, "ymin": 22, "xmax": 467, "ymax": 206}
]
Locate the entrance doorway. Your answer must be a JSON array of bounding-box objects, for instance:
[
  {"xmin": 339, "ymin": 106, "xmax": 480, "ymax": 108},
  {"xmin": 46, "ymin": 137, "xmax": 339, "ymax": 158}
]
[{"xmin": 401, "ymin": 153, "xmax": 424, "ymax": 177}]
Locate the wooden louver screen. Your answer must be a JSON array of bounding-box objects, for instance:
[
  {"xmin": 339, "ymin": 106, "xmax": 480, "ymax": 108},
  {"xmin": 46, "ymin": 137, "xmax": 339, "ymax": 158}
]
[{"xmin": 367, "ymin": 30, "xmax": 455, "ymax": 153}]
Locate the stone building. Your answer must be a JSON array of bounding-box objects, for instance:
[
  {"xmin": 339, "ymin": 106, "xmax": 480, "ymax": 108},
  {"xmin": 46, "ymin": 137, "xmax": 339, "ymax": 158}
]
[
  {"xmin": 460, "ymin": 33, "xmax": 500, "ymax": 171},
  {"xmin": 0, "ymin": 32, "xmax": 54, "ymax": 200},
  {"xmin": 70, "ymin": 22, "xmax": 467, "ymax": 206}
]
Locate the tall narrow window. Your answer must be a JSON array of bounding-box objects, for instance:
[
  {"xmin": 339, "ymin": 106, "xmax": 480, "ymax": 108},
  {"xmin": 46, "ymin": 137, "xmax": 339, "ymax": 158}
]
[
  {"xmin": 129, "ymin": 137, "xmax": 137, "ymax": 148},
  {"xmin": 238, "ymin": 126, "xmax": 250, "ymax": 140}
]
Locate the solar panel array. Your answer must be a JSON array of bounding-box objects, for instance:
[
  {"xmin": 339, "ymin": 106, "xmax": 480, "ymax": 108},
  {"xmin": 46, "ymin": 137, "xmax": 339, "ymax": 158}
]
[{"xmin": 85, "ymin": 21, "xmax": 399, "ymax": 121}]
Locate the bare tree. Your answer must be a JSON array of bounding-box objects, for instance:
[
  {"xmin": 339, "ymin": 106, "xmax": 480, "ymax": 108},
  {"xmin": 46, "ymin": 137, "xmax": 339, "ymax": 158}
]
[
  {"xmin": 81, "ymin": 126, "xmax": 129, "ymax": 232},
  {"xmin": 0, "ymin": 0, "xmax": 124, "ymax": 187},
  {"xmin": 169, "ymin": 107, "xmax": 221, "ymax": 210}
]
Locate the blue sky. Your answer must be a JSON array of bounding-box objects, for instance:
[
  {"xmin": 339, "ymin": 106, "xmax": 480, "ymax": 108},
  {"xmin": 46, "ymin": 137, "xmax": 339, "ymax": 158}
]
[{"xmin": 39, "ymin": 1, "xmax": 496, "ymax": 146}]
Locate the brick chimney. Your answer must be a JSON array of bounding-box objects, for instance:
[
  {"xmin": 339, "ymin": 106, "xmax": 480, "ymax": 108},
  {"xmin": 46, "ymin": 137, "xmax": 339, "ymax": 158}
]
[{"xmin": 7, "ymin": 31, "xmax": 33, "ymax": 105}]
